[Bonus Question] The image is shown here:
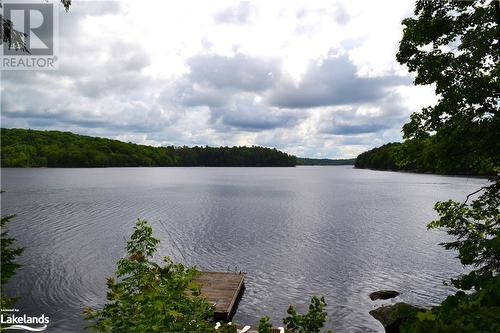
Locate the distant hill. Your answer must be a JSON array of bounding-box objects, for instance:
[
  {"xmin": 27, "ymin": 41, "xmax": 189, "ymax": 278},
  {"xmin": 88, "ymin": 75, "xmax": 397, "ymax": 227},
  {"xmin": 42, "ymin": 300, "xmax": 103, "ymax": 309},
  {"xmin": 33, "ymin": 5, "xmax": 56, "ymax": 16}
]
[
  {"xmin": 297, "ymin": 157, "xmax": 355, "ymax": 166},
  {"xmin": 0, "ymin": 128, "xmax": 296, "ymax": 167}
]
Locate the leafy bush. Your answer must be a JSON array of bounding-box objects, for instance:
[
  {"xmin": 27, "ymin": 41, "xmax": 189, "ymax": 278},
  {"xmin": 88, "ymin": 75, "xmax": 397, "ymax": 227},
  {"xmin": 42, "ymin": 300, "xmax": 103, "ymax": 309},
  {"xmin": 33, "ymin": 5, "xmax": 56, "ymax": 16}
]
[
  {"xmin": 257, "ymin": 296, "xmax": 332, "ymax": 333},
  {"xmin": 84, "ymin": 219, "xmax": 225, "ymax": 332},
  {"xmin": 283, "ymin": 296, "xmax": 332, "ymax": 333},
  {"xmin": 401, "ymin": 276, "xmax": 500, "ymax": 333},
  {"xmin": 398, "ymin": 177, "xmax": 500, "ymax": 333},
  {"xmin": 429, "ymin": 178, "xmax": 500, "ymax": 291},
  {"xmin": 257, "ymin": 316, "xmax": 273, "ymax": 333}
]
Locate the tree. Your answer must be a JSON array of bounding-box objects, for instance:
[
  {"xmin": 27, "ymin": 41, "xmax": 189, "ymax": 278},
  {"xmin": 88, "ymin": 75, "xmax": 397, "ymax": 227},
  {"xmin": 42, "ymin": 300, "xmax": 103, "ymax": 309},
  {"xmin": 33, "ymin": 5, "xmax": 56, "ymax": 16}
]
[
  {"xmin": 397, "ymin": 0, "xmax": 499, "ymax": 291},
  {"xmin": 84, "ymin": 219, "xmax": 225, "ymax": 333},
  {"xmin": 429, "ymin": 178, "xmax": 500, "ymax": 290},
  {"xmin": 397, "ymin": 0, "xmax": 499, "ymax": 170},
  {"xmin": 0, "ymin": 192, "xmax": 24, "ymax": 309},
  {"xmin": 393, "ymin": 1, "xmax": 500, "ymax": 331}
]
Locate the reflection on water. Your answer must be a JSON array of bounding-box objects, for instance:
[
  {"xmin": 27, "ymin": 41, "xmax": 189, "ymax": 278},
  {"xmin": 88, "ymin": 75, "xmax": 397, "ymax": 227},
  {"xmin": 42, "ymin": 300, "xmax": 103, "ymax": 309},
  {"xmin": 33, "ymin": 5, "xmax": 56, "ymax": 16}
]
[{"xmin": 0, "ymin": 167, "xmax": 485, "ymax": 332}]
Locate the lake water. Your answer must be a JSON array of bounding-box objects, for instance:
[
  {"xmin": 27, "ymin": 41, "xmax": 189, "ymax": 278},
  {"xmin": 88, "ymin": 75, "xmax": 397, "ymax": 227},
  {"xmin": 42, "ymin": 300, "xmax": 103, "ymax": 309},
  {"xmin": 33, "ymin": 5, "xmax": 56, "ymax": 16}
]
[{"xmin": 0, "ymin": 167, "xmax": 486, "ymax": 332}]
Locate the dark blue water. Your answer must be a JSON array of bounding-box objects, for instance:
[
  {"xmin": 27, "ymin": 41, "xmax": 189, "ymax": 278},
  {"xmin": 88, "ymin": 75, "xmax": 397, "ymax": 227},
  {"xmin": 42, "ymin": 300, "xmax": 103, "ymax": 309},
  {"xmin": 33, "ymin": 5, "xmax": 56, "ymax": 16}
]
[{"xmin": 0, "ymin": 167, "xmax": 486, "ymax": 332}]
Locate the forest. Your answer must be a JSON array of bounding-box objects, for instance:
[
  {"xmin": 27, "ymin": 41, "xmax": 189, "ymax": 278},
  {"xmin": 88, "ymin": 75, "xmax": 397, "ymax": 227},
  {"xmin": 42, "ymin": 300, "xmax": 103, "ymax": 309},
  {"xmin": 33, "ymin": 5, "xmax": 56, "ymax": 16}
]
[
  {"xmin": 355, "ymin": 135, "xmax": 498, "ymax": 176},
  {"xmin": 296, "ymin": 158, "xmax": 355, "ymax": 166},
  {"xmin": 0, "ymin": 128, "xmax": 297, "ymax": 167}
]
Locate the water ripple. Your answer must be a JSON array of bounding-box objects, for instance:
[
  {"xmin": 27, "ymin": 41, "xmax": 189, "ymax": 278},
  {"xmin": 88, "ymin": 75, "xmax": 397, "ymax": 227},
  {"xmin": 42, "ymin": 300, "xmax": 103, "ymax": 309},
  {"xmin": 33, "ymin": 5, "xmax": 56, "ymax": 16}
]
[{"xmin": 1, "ymin": 167, "xmax": 486, "ymax": 332}]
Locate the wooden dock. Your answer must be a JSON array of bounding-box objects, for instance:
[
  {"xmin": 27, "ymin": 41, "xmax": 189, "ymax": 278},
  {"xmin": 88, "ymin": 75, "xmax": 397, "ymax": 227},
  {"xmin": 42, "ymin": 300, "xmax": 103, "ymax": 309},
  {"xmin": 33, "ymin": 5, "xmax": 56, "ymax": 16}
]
[{"xmin": 193, "ymin": 271, "xmax": 245, "ymax": 321}]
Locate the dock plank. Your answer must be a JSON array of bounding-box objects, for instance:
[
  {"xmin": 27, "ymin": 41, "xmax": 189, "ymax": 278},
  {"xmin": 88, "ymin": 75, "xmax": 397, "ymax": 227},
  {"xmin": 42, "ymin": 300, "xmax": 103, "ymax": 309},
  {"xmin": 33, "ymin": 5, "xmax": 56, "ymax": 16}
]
[{"xmin": 193, "ymin": 272, "xmax": 245, "ymax": 321}]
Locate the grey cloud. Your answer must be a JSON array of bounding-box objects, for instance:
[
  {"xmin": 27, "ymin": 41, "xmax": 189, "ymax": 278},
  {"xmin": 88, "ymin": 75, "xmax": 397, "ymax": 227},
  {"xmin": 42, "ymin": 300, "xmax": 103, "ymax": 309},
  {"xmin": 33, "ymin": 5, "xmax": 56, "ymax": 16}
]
[
  {"xmin": 186, "ymin": 53, "xmax": 279, "ymax": 92},
  {"xmin": 318, "ymin": 97, "xmax": 409, "ymax": 136},
  {"xmin": 1, "ymin": 105, "xmax": 173, "ymax": 134},
  {"xmin": 268, "ymin": 55, "xmax": 410, "ymax": 109},
  {"xmin": 107, "ymin": 42, "xmax": 151, "ymax": 72},
  {"xmin": 296, "ymin": 8, "xmax": 308, "ymax": 20},
  {"xmin": 73, "ymin": 42, "xmax": 152, "ymax": 98},
  {"xmin": 338, "ymin": 136, "xmax": 374, "ymax": 146},
  {"xmin": 77, "ymin": 71, "xmax": 152, "ymax": 99},
  {"xmin": 168, "ymin": 53, "xmax": 281, "ymax": 108},
  {"xmin": 162, "ymin": 52, "xmax": 299, "ymax": 131},
  {"xmin": 173, "ymin": 81, "xmax": 230, "ymax": 108},
  {"xmin": 329, "ymin": 123, "xmax": 392, "ymax": 135},
  {"xmin": 295, "ymin": 4, "xmax": 349, "ymax": 35},
  {"xmin": 200, "ymin": 38, "xmax": 214, "ymax": 51},
  {"xmin": 332, "ymin": 3, "xmax": 349, "ymax": 25},
  {"xmin": 335, "ymin": 134, "xmax": 394, "ymax": 154},
  {"xmin": 214, "ymin": 2, "xmax": 255, "ymax": 25},
  {"xmin": 2, "ymin": 110, "xmax": 110, "ymax": 129},
  {"xmin": 211, "ymin": 95, "xmax": 301, "ymax": 131},
  {"xmin": 2, "ymin": 110, "xmax": 58, "ymax": 120},
  {"xmin": 1, "ymin": 85, "xmax": 56, "ymax": 112}
]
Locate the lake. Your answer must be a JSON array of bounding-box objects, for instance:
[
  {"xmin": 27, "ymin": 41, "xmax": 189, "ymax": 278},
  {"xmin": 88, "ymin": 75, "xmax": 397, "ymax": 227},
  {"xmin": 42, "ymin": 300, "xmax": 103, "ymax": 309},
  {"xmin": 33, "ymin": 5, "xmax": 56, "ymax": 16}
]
[{"xmin": 0, "ymin": 166, "xmax": 486, "ymax": 332}]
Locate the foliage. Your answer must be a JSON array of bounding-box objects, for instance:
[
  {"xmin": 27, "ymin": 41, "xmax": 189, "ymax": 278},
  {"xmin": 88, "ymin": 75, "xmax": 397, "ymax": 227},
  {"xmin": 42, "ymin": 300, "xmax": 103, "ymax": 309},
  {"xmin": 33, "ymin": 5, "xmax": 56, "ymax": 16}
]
[
  {"xmin": 357, "ymin": 0, "xmax": 499, "ymax": 176},
  {"xmin": 429, "ymin": 176, "xmax": 500, "ymax": 291},
  {"xmin": 359, "ymin": 1, "xmax": 500, "ymax": 332},
  {"xmin": 257, "ymin": 316, "xmax": 273, "ymax": 333},
  {"xmin": 61, "ymin": 0, "xmax": 71, "ymax": 11},
  {"xmin": 380, "ymin": 1, "xmax": 500, "ymax": 332},
  {"xmin": 355, "ymin": 143, "xmax": 402, "ymax": 172},
  {"xmin": 0, "ymin": 215, "xmax": 23, "ymax": 286},
  {"xmin": 0, "ymin": 197, "xmax": 24, "ymax": 309},
  {"xmin": 282, "ymin": 296, "xmax": 332, "ymax": 333},
  {"xmin": 85, "ymin": 219, "xmax": 228, "ymax": 332},
  {"xmin": 0, "ymin": 128, "xmax": 297, "ymax": 167},
  {"xmin": 296, "ymin": 158, "xmax": 355, "ymax": 166},
  {"xmin": 257, "ymin": 297, "xmax": 333, "ymax": 333},
  {"xmin": 355, "ymin": 137, "xmax": 496, "ymax": 175},
  {"xmin": 395, "ymin": 0, "xmax": 500, "ymax": 290},
  {"xmin": 400, "ymin": 276, "xmax": 500, "ymax": 333},
  {"xmin": 397, "ymin": 0, "xmax": 499, "ymax": 156},
  {"xmin": 398, "ymin": 0, "xmax": 500, "ymax": 169}
]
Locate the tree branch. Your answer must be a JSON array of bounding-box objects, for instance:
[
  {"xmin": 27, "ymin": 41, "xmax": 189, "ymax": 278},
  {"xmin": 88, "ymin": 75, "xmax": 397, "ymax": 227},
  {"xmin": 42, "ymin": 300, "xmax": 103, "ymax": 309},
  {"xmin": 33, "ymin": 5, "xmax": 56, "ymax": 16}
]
[{"xmin": 462, "ymin": 186, "xmax": 488, "ymax": 206}]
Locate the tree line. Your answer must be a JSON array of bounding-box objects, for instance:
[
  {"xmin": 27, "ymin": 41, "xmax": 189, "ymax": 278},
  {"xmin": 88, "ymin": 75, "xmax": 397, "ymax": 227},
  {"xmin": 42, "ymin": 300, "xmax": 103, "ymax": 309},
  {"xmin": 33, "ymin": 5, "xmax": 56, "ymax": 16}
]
[
  {"xmin": 297, "ymin": 158, "xmax": 355, "ymax": 166},
  {"xmin": 0, "ymin": 128, "xmax": 297, "ymax": 168},
  {"xmin": 354, "ymin": 135, "xmax": 497, "ymax": 176}
]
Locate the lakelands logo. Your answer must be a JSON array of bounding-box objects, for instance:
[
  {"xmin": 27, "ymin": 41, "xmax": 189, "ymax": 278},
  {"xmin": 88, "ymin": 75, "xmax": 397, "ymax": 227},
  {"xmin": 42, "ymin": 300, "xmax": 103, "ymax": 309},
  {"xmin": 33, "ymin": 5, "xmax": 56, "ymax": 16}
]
[
  {"xmin": 0, "ymin": 311, "xmax": 49, "ymax": 331},
  {"xmin": 1, "ymin": 0, "xmax": 59, "ymax": 70}
]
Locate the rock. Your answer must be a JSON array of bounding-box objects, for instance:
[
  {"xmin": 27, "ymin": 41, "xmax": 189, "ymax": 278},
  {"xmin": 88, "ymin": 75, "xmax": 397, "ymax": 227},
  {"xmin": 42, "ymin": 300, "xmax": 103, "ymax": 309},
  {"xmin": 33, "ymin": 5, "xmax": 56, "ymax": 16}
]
[
  {"xmin": 369, "ymin": 302, "xmax": 422, "ymax": 333},
  {"xmin": 369, "ymin": 290, "xmax": 400, "ymax": 301}
]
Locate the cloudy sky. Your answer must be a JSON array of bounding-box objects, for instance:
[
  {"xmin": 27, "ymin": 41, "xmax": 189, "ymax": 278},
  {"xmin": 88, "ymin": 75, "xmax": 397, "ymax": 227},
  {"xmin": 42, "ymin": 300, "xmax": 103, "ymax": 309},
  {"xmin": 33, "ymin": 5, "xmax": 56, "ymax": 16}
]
[{"xmin": 1, "ymin": 0, "xmax": 437, "ymax": 158}]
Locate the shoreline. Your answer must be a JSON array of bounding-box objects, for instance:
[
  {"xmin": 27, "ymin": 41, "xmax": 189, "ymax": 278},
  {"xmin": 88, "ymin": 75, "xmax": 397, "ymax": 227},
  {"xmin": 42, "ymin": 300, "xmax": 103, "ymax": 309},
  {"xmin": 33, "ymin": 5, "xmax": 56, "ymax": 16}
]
[{"xmin": 353, "ymin": 166, "xmax": 493, "ymax": 179}]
